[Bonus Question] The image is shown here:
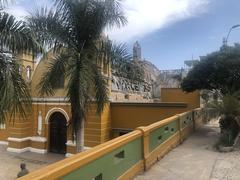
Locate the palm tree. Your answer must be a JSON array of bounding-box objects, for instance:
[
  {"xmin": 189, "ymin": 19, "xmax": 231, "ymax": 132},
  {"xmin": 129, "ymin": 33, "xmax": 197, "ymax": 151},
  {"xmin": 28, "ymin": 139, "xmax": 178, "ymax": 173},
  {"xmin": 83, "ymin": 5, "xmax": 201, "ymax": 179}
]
[
  {"xmin": 28, "ymin": 0, "xmax": 127, "ymax": 152},
  {"xmin": 0, "ymin": 1, "xmax": 42, "ymax": 123},
  {"xmin": 207, "ymin": 92, "xmax": 240, "ymax": 145}
]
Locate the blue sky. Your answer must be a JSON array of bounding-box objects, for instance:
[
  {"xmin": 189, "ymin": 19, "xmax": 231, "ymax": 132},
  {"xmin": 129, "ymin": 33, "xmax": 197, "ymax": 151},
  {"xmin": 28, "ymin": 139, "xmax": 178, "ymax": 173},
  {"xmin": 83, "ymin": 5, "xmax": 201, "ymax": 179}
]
[{"xmin": 6, "ymin": 0, "xmax": 240, "ymax": 70}]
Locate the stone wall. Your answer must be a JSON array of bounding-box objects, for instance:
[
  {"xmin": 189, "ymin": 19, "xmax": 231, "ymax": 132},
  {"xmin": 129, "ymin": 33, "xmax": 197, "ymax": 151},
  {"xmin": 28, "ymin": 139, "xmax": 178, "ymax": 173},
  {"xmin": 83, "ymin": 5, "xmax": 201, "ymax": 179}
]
[{"xmin": 111, "ymin": 75, "xmax": 152, "ymax": 102}]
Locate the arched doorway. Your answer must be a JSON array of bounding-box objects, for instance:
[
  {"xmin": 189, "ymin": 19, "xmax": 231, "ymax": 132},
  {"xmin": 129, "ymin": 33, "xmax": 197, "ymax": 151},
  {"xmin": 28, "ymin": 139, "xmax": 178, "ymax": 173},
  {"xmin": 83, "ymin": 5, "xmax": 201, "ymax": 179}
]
[{"xmin": 49, "ymin": 112, "xmax": 67, "ymax": 154}]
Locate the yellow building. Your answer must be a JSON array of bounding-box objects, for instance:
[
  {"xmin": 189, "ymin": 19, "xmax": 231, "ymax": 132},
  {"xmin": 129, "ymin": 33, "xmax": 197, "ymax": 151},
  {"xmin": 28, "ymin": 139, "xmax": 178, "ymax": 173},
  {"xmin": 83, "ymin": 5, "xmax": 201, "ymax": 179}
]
[
  {"xmin": 0, "ymin": 52, "xmax": 112, "ymax": 156},
  {"xmin": 0, "ymin": 52, "xmax": 200, "ymax": 157}
]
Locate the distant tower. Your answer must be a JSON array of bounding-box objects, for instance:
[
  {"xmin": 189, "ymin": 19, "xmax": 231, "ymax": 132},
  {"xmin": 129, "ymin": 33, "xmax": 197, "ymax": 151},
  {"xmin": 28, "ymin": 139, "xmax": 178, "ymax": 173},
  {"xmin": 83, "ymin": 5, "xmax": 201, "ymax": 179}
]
[{"xmin": 133, "ymin": 41, "xmax": 141, "ymax": 61}]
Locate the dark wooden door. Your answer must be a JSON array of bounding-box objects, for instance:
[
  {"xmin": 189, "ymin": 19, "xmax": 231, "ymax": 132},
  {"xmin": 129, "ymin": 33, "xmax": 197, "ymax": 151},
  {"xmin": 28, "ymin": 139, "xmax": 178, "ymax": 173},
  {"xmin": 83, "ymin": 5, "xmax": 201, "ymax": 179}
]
[{"xmin": 49, "ymin": 112, "xmax": 67, "ymax": 154}]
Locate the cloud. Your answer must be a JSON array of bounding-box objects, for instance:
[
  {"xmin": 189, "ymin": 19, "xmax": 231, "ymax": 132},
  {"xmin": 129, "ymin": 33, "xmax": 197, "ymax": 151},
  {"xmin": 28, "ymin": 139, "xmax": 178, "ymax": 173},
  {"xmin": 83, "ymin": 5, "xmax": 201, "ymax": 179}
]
[
  {"xmin": 5, "ymin": 0, "xmax": 53, "ymax": 20},
  {"xmin": 5, "ymin": 6, "xmax": 28, "ymax": 20},
  {"xmin": 5, "ymin": 0, "xmax": 209, "ymax": 42},
  {"xmin": 107, "ymin": 0, "xmax": 210, "ymax": 42}
]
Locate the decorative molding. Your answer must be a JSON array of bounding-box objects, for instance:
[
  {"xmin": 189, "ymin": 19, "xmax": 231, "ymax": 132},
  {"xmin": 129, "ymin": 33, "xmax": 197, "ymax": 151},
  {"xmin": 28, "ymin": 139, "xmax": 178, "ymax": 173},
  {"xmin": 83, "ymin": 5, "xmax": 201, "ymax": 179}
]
[
  {"xmin": 32, "ymin": 102, "xmax": 70, "ymax": 105},
  {"xmin": 7, "ymin": 147, "xmax": 47, "ymax": 154},
  {"xmin": 110, "ymin": 102, "xmax": 187, "ymax": 107},
  {"xmin": 8, "ymin": 136, "xmax": 47, "ymax": 143},
  {"xmin": 111, "ymin": 75, "xmax": 152, "ymax": 94},
  {"xmin": 31, "ymin": 136, "xmax": 47, "ymax": 142},
  {"xmin": 32, "ymin": 97, "xmax": 97, "ymax": 104},
  {"xmin": 31, "ymin": 97, "xmax": 71, "ymax": 105},
  {"xmin": 32, "ymin": 97, "xmax": 69, "ymax": 102},
  {"xmin": 8, "ymin": 137, "xmax": 30, "ymax": 142},
  {"xmin": 0, "ymin": 141, "xmax": 8, "ymax": 145},
  {"xmin": 45, "ymin": 108, "xmax": 70, "ymax": 124}
]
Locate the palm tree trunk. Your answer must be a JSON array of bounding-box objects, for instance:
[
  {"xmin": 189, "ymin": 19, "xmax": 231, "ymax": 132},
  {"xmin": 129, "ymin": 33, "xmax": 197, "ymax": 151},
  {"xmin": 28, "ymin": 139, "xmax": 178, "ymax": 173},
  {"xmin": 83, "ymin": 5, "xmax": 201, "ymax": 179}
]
[{"xmin": 76, "ymin": 119, "xmax": 85, "ymax": 152}]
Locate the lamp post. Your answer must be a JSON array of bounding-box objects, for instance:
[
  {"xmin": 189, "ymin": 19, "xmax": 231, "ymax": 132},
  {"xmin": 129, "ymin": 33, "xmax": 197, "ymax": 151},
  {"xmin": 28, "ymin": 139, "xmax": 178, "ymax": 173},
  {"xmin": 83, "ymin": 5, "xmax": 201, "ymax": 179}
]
[{"xmin": 224, "ymin": 24, "xmax": 240, "ymax": 45}]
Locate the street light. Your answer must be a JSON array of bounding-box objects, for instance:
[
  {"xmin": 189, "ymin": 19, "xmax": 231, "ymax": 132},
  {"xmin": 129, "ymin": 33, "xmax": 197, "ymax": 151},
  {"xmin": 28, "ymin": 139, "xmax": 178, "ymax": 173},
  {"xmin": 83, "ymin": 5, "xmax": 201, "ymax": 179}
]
[{"xmin": 224, "ymin": 24, "xmax": 240, "ymax": 45}]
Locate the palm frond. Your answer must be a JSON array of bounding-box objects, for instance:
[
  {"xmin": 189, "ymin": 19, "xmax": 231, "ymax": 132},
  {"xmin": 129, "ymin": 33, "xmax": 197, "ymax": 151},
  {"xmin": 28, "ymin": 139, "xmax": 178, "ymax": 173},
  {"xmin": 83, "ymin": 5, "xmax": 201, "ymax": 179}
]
[
  {"xmin": 0, "ymin": 12, "xmax": 42, "ymax": 56},
  {"xmin": 28, "ymin": 7, "xmax": 73, "ymax": 52},
  {"xmin": 92, "ymin": 65, "xmax": 108, "ymax": 114},
  {"xmin": 0, "ymin": 53, "xmax": 31, "ymax": 122},
  {"xmin": 99, "ymin": 39, "xmax": 131, "ymax": 65},
  {"xmin": 98, "ymin": 39, "xmax": 144, "ymax": 81},
  {"xmin": 0, "ymin": 8, "xmax": 42, "ymax": 124},
  {"xmin": 52, "ymin": 0, "xmax": 126, "ymax": 49},
  {"xmin": 38, "ymin": 50, "xmax": 71, "ymax": 96},
  {"xmin": 207, "ymin": 93, "xmax": 240, "ymax": 116},
  {"xmin": 103, "ymin": 0, "xmax": 127, "ymax": 28}
]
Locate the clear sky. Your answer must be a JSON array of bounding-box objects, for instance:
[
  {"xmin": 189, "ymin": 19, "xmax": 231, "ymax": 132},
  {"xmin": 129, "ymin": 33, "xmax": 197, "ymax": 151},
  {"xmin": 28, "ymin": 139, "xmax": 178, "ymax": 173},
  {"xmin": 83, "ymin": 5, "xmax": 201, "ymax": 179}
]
[{"xmin": 6, "ymin": 0, "xmax": 240, "ymax": 70}]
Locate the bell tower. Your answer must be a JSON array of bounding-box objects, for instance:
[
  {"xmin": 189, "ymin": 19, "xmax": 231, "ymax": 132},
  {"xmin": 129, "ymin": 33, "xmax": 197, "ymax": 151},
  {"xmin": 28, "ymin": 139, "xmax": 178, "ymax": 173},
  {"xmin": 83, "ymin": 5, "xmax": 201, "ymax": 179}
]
[
  {"xmin": 16, "ymin": 53, "xmax": 36, "ymax": 82},
  {"xmin": 133, "ymin": 41, "xmax": 142, "ymax": 61}
]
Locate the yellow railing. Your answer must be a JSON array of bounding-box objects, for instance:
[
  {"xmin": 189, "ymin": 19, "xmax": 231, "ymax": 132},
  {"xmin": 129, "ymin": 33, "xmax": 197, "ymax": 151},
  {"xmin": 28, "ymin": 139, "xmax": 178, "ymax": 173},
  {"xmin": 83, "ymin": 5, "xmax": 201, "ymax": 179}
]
[{"xmin": 19, "ymin": 108, "xmax": 205, "ymax": 180}]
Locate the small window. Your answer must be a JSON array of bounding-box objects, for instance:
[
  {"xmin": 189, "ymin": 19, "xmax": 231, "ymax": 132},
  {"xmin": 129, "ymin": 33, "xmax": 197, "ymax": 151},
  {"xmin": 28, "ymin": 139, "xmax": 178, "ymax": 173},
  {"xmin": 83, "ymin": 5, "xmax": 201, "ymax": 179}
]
[
  {"xmin": 115, "ymin": 150, "xmax": 125, "ymax": 159},
  {"xmin": 93, "ymin": 173, "xmax": 102, "ymax": 180},
  {"xmin": 114, "ymin": 150, "xmax": 125, "ymax": 164}
]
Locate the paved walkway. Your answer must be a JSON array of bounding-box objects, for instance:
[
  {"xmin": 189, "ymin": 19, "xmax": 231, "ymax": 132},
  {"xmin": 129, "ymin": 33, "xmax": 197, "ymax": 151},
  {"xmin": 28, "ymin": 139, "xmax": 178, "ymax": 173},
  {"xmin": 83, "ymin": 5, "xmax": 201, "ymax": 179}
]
[
  {"xmin": 135, "ymin": 121, "xmax": 240, "ymax": 180},
  {"xmin": 0, "ymin": 145, "xmax": 64, "ymax": 180}
]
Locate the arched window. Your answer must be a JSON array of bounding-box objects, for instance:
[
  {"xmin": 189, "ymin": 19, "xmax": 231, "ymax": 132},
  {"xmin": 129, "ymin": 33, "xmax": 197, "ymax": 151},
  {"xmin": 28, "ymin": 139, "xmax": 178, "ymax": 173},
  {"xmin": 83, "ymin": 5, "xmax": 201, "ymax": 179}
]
[{"xmin": 26, "ymin": 66, "xmax": 32, "ymax": 81}]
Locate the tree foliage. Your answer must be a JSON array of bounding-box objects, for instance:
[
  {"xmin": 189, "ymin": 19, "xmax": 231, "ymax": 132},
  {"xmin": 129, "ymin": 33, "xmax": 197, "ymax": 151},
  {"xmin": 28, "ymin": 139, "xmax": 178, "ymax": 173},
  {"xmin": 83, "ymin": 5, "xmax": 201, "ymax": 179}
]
[
  {"xmin": 207, "ymin": 92, "xmax": 240, "ymax": 146},
  {"xmin": 181, "ymin": 44, "xmax": 240, "ymax": 95},
  {"xmin": 28, "ymin": 0, "xmax": 128, "ymax": 151},
  {"xmin": 98, "ymin": 39, "xmax": 144, "ymax": 82},
  {"xmin": 208, "ymin": 92, "xmax": 240, "ymax": 117},
  {"xmin": 0, "ymin": 2, "xmax": 42, "ymax": 122},
  {"xmin": 182, "ymin": 44, "xmax": 240, "ymax": 146},
  {"xmin": 0, "ymin": 53, "xmax": 32, "ymax": 122}
]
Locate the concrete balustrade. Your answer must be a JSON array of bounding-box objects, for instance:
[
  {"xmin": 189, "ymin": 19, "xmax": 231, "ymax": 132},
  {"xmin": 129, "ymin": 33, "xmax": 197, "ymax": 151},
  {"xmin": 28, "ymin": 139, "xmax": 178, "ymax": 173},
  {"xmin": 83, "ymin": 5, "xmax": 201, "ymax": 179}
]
[{"xmin": 19, "ymin": 108, "xmax": 205, "ymax": 180}]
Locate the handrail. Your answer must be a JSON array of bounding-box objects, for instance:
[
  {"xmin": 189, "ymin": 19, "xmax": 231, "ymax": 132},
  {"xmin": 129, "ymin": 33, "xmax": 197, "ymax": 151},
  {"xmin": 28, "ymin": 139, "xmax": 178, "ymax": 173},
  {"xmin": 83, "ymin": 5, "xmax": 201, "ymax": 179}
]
[
  {"xmin": 19, "ymin": 108, "xmax": 206, "ymax": 180},
  {"xmin": 19, "ymin": 130, "xmax": 142, "ymax": 179}
]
